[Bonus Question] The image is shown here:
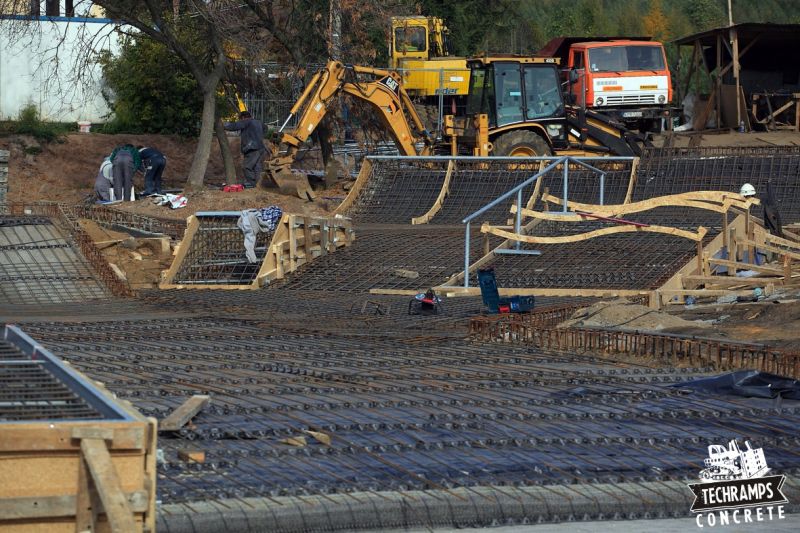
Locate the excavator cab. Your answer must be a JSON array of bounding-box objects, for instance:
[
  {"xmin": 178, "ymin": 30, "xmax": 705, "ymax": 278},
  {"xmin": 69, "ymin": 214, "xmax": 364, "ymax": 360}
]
[
  {"xmin": 464, "ymin": 57, "xmax": 570, "ymax": 156},
  {"xmin": 462, "ymin": 56, "xmax": 646, "ymax": 157}
]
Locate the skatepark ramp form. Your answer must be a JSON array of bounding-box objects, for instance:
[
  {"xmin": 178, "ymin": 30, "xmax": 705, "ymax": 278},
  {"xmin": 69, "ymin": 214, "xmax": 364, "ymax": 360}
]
[
  {"xmin": 0, "ymin": 215, "xmax": 111, "ymax": 304},
  {"xmin": 338, "ymin": 156, "xmax": 638, "ymax": 226},
  {"xmin": 161, "ymin": 211, "xmax": 354, "ymax": 289}
]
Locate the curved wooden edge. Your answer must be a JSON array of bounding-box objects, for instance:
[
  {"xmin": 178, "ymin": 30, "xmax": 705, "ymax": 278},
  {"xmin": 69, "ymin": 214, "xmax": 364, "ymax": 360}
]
[
  {"xmin": 411, "ymin": 160, "xmax": 455, "ymax": 225},
  {"xmin": 538, "ymin": 191, "xmax": 759, "ymax": 217},
  {"xmin": 524, "ymin": 160, "xmax": 548, "ymax": 211},
  {"xmin": 334, "ymin": 158, "xmax": 373, "ymax": 216},
  {"xmin": 623, "ymin": 158, "xmax": 639, "ymax": 204},
  {"xmin": 482, "ymin": 222, "xmax": 708, "ymax": 244}
]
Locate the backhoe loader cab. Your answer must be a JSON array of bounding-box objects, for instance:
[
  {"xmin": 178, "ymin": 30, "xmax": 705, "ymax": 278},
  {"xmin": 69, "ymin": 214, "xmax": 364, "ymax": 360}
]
[{"xmin": 464, "ymin": 57, "xmax": 569, "ymax": 156}]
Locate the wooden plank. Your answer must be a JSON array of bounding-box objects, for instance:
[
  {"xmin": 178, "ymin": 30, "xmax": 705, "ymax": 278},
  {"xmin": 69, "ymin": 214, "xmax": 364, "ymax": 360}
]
[
  {"xmin": 334, "ymin": 159, "xmax": 372, "ymax": 215},
  {"xmin": 159, "ymin": 215, "xmax": 199, "ymax": 288},
  {"xmin": 412, "ymin": 160, "xmax": 455, "ymax": 224},
  {"xmin": 159, "ymin": 395, "xmax": 210, "ymax": 432},
  {"xmin": 540, "ymin": 191, "xmax": 756, "ymax": 215},
  {"xmin": 707, "ymin": 258, "xmax": 784, "ymax": 276},
  {"xmin": 0, "ymin": 423, "xmax": 146, "ymax": 452},
  {"xmin": 623, "ymin": 158, "xmax": 638, "ymax": 204},
  {"xmin": 740, "ymin": 239, "xmax": 800, "ymax": 262},
  {"xmin": 75, "ymin": 452, "xmax": 95, "ymax": 532},
  {"xmin": 288, "ymin": 215, "xmax": 297, "ymax": 272},
  {"xmin": 369, "ymin": 287, "xmax": 649, "ymax": 298},
  {"xmin": 80, "ymin": 439, "xmax": 137, "ymax": 533},
  {"xmin": 0, "ymin": 491, "xmax": 149, "ymax": 521},
  {"xmin": 142, "ymin": 418, "xmax": 157, "ymax": 533},
  {"xmin": 524, "ymin": 160, "xmax": 548, "ymax": 210},
  {"xmin": 483, "ymin": 222, "xmax": 707, "ymax": 244}
]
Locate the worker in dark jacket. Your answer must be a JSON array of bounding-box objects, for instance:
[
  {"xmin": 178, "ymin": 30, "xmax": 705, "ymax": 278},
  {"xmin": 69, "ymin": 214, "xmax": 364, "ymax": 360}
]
[
  {"xmin": 762, "ymin": 181, "xmax": 783, "ymax": 238},
  {"xmin": 110, "ymin": 144, "xmax": 141, "ymax": 202},
  {"xmin": 138, "ymin": 146, "xmax": 167, "ymax": 196},
  {"xmin": 224, "ymin": 111, "xmax": 267, "ymax": 187}
]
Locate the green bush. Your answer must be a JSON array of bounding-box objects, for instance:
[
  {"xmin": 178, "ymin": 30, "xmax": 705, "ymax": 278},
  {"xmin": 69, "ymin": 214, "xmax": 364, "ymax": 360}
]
[{"xmin": 10, "ymin": 104, "xmax": 74, "ymax": 143}]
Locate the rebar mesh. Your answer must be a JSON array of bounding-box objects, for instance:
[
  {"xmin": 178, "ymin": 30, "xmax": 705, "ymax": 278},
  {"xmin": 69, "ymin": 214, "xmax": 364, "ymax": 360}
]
[
  {"xmin": 274, "ymin": 227, "xmax": 497, "ymax": 291},
  {"xmin": 348, "ymin": 159, "xmax": 450, "ymax": 224},
  {"xmin": 0, "ymin": 339, "xmax": 102, "ymax": 421},
  {"xmin": 21, "ymin": 311, "xmax": 800, "ymax": 510},
  {"xmin": 172, "ymin": 215, "xmax": 272, "ymax": 285},
  {"xmin": 636, "ymin": 148, "xmax": 800, "ymax": 224},
  {"xmin": 0, "ymin": 217, "xmax": 109, "ymax": 304}
]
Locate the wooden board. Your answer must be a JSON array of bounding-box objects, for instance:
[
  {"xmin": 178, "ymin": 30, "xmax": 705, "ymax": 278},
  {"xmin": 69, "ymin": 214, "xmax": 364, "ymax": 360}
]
[
  {"xmin": 482, "ymin": 222, "xmax": 707, "ymax": 244},
  {"xmin": 411, "ymin": 160, "xmax": 455, "ymax": 225},
  {"xmin": 159, "ymin": 395, "xmax": 210, "ymax": 432}
]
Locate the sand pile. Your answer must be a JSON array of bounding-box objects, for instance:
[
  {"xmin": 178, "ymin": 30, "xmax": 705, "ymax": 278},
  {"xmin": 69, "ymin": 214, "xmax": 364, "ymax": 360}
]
[{"xmin": 558, "ymin": 299, "xmax": 710, "ymax": 332}]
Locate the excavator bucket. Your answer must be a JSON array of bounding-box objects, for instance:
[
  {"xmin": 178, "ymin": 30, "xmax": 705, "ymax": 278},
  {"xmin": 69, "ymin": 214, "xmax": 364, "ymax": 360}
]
[{"xmin": 264, "ymin": 156, "xmax": 315, "ymax": 201}]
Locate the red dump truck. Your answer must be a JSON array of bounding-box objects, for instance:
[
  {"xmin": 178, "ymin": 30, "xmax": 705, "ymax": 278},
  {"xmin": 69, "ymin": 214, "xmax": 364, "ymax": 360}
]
[{"xmin": 540, "ymin": 37, "xmax": 673, "ymax": 132}]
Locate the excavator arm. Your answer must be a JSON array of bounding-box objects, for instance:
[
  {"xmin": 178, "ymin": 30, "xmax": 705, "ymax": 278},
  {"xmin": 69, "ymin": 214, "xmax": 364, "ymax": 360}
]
[{"xmin": 267, "ymin": 61, "xmax": 434, "ymax": 198}]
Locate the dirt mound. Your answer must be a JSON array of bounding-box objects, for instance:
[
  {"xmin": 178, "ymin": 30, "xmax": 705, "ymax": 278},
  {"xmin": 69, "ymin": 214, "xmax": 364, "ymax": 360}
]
[
  {"xmin": 559, "ymin": 299, "xmax": 709, "ymax": 332},
  {"xmin": 79, "ymin": 219, "xmax": 173, "ymax": 290}
]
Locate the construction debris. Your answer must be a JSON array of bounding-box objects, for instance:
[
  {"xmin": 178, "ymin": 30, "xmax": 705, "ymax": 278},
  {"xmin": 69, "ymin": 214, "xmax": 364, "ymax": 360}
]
[{"xmin": 557, "ymin": 299, "xmax": 709, "ymax": 332}]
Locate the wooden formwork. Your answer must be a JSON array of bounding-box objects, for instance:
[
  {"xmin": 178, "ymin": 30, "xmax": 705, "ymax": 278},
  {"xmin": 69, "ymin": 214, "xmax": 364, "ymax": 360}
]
[
  {"xmin": 160, "ymin": 212, "xmax": 355, "ymax": 290},
  {"xmin": 0, "ymin": 326, "xmax": 157, "ymax": 533}
]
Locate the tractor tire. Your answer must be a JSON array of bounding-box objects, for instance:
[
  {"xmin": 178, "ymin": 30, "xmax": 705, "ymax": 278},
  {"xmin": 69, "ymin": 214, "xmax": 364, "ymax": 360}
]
[{"xmin": 492, "ymin": 130, "xmax": 551, "ymax": 157}]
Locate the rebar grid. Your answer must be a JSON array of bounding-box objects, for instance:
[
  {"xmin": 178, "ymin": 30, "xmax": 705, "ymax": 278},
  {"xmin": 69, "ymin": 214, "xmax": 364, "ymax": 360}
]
[
  {"xmin": 635, "ymin": 149, "xmax": 800, "ymax": 223},
  {"xmin": 173, "ymin": 215, "xmax": 272, "ymax": 285},
  {"xmin": 0, "ymin": 339, "xmax": 103, "ymax": 421},
  {"xmin": 348, "ymin": 160, "xmax": 450, "ymax": 224},
  {"xmin": 0, "ymin": 217, "xmax": 110, "ymax": 304},
  {"xmin": 21, "ymin": 313, "xmax": 800, "ymax": 508},
  {"xmin": 529, "ymin": 159, "xmax": 636, "ymax": 212},
  {"xmin": 8, "ymin": 201, "xmax": 187, "ymax": 241},
  {"xmin": 480, "ymin": 232, "xmax": 699, "ymax": 290},
  {"xmin": 273, "ymin": 227, "xmax": 497, "ymax": 291}
]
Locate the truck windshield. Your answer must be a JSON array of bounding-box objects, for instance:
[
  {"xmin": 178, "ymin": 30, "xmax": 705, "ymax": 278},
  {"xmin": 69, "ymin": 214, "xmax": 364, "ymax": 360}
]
[
  {"xmin": 588, "ymin": 45, "xmax": 665, "ymax": 72},
  {"xmin": 466, "ymin": 66, "xmax": 497, "ymax": 125},
  {"xmin": 395, "ymin": 26, "xmax": 427, "ymax": 53}
]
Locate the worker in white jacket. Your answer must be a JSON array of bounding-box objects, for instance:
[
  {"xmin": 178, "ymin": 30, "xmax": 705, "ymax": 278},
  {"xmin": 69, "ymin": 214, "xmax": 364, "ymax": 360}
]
[{"xmin": 94, "ymin": 157, "xmax": 115, "ymax": 202}]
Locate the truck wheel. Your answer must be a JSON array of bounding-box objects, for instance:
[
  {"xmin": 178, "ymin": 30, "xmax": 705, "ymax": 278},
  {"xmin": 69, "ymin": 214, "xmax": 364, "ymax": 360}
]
[{"xmin": 492, "ymin": 130, "xmax": 551, "ymax": 157}]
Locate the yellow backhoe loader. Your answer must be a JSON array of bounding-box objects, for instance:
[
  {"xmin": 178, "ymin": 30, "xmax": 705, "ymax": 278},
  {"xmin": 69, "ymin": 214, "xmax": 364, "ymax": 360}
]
[
  {"xmin": 267, "ymin": 61, "xmax": 435, "ymax": 198},
  {"xmin": 267, "ymin": 57, "xmax": 647, "ymax": 199}
]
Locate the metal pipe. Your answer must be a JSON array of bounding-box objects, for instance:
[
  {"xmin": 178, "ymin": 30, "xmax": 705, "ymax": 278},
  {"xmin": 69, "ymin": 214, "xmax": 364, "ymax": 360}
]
[
  {"xmin": 600, "ymin": 173, "xmax": 605, "ymax": 205},
  {"xmin": 369, "ymin": 155, "xmax": 635, "ymax": 162},
  {"xmin": 562, "ymin": 160, "xmax": 569, "ymax": 213},
  {"xmin": 463, "ymin": 157, "xmax": 566, "ymax": 224},
  {"xmin": 464, "ymin": 221, "xmax": 471, "ymax": 288},
  {"xmin": 515, "ymin": 189, "xmax": 523, "ymax": 250},
  {"xmin": 278, "ymin": 113, "xmax": 294, "ymax": 133}
]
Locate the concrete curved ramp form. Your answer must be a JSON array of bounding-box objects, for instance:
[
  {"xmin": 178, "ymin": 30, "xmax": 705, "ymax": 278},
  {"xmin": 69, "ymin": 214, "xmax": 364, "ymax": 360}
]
[
  {"xmin": 0, "ymin": 216, "xmax": 110, "ymax": 305},
  {"xmin": 160, "ymin": 212, "xmax": 354, "ymax": 289}
]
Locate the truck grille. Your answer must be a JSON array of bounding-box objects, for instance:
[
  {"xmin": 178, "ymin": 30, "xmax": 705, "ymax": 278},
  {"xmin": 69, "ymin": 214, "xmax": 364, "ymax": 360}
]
[{"xmin": 605, "ymin": 94, "xmax": 656, "ymax": 105}]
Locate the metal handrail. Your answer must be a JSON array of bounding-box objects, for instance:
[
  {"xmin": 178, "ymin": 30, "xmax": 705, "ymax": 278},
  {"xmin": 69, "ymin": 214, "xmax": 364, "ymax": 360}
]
[{"xmin": 459, "ymin": 155, "xmax": 634, "ymax": 288}]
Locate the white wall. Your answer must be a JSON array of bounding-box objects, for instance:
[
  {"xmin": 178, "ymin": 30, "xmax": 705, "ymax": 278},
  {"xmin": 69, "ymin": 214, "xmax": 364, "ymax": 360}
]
[{"xmin": 0, "ymin": 16, "xmax": 120, "ymax": 122}]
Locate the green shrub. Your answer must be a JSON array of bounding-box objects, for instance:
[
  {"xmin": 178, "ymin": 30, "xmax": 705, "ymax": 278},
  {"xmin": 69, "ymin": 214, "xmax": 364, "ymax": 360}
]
[{"xmin": 11, "ymin": 104, "xmax": 74, "ymax": 143}]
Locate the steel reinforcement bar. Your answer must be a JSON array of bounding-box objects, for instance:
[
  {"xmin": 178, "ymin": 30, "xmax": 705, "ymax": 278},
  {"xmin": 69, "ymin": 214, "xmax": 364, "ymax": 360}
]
[
  {"xmin": 469, "ymin": 317, "xmax": 800, "ymax": 378},
  {"xmin": 7, "ymin": 202, "xmax": 133, "ymax": 297}
]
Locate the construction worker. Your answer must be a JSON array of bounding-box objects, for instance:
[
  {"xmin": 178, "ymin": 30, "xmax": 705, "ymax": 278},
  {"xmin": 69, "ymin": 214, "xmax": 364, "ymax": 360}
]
[
  {"xmin": 110, "ymin": 144, "xmax": 141, "ymax": 202},
  {"xmin": 93, "ymin": 157, "xmax": 114, "ymax": 202},
  {"xmin": 739, "ymin": 183, "xmax": 756, "ymax": 198},
  {"xmin": 137, "ymin": 146, "xmax": 167, "ymax": 196},
  {"xmin": 224, "ymin": 111, "xmax": 267, "ymax": 187}
]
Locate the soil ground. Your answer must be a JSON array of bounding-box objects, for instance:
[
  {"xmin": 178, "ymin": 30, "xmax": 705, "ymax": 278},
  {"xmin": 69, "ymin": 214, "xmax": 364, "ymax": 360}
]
[{"xmin": 0, "ymin": 132, "xmax": 343, "ymax": 220}]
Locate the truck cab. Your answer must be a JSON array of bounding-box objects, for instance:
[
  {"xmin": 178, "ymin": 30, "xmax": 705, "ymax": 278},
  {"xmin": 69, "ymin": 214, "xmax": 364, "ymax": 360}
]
[{"xmin": 541, "ymin": 37, "xmax": 673, "ymax": 131}]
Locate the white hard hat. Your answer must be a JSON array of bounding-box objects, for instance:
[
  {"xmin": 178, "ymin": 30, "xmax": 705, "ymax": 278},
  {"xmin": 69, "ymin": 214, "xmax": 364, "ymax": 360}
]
[{"xmin": 740, "ymin": 183, "xmax": 756, "ymax": 197}]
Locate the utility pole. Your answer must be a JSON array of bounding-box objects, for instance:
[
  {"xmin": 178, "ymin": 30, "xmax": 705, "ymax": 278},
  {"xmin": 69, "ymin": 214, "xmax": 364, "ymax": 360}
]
[{"xmin": 727, "ymin": 0, "xmax": 734, "ymax": 26}]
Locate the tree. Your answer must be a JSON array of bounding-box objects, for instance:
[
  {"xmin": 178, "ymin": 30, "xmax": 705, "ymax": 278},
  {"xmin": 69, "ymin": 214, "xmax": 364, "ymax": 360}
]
[
  {"xmin": 92, "ymin": 0, "xmax": 231, "ymax": 189},
  {"xmin": 643, "ymin": 0, "xmax": 669, "ymax": 40},
  {"xmin": 98, "ymin": 35, "xmax": 205, "ymax": 135}
]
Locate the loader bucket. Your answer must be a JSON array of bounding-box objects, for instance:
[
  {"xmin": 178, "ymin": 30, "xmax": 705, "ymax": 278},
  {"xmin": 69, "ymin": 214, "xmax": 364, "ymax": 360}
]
[{"xmin": 264, "ymin": 157, "xmax": 315, "ymax": 201}]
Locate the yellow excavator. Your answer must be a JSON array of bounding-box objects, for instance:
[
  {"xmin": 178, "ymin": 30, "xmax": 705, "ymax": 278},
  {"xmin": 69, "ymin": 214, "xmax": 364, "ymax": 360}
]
[
  {"xmin": 266, "ymin": 61, "xmax": 435, "ymax": 198},
  {"xmin": 267, "ymin": 57, "xmax": 647, "ymax": 198}
]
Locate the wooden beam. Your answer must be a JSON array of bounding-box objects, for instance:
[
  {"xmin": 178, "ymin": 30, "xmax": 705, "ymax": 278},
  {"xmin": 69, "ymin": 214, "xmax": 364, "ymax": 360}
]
[
  {"xmin": 159, "ymin": 215, "xmax": 199, "ymax": 288},
  {"xmin": 707, "ymin": 258, "xmax": 785, "ymax": 276},
  {"xmin": 435, "ymin": 287, "xmax": 650, "ymax": 298},
  {"xmin": 412, "ymin": 160, "xmax": 455, "ymax": 224},
  {"xmin": 334, "ymin": 158, "xmax": 372, "ymax": 215},
  {"xmin": 80, "ymin": 438, "xmax": 137, "ymax": 533},
  {"xmin": 0, "ymin": 492, "xmax": 149, "ymax": 521},
  {"xmin": 482, "ymin": 222, "xmax": 707, "ymax": 244},
  {"xmin": 159, "ymin": 395, "xmax": 211, "ymax": 432}
]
